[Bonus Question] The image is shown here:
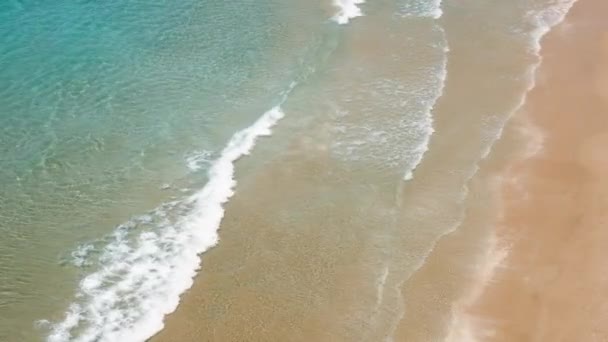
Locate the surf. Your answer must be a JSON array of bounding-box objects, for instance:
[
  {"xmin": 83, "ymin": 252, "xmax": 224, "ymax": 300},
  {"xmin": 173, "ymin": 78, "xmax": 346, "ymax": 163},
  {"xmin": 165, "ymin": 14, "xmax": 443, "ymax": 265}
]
[
  {"xmin": 46, "ymin": 106, "xmax": 287, "ymax": 342},
  {"xmin": 331, "ymin": 0, "xmax": 366, "ymax": 24}
]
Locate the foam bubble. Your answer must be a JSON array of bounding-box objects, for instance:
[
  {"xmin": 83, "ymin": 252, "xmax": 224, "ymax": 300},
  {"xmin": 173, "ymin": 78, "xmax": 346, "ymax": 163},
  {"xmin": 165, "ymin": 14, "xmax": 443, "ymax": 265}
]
[
  {"xmin": 70, "ymin": 243, "xmax": 95, "ymax": 268},
  {"xmin": 374, "ymin": 265, "xmax": 390, "ymax": 310},
  {"xmin": 398, "ymin": 0, "xmax": 443, "ymax": 19},
  {"xmin": 332, "ymin": 0, "xmax": 366, "ymax": 25},
  {"xmin": 46, "ymin": 107, "xmax": 286, "ymax": 342},
  {"xmin": 185, "ymin": 150, "xmax": 213, "ymax": 171}
]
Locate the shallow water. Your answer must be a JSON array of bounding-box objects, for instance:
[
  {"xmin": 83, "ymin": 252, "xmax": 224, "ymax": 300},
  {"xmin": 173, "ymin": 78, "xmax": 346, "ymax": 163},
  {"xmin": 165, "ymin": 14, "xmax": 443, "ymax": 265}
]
[
  {"xmin": 0, "ymin": 1, "xmax": 319, "ymax": 340},
  {"xmin": 0, "ymin": 0, "xmax": 574, "ymax": 341}
]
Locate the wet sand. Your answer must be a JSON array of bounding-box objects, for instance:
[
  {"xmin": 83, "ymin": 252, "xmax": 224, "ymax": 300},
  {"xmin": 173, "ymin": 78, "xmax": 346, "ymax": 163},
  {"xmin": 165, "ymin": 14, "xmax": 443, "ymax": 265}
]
[{"xmin": 457, "ymin": 0, "xmax": 608, "ymax": 340}]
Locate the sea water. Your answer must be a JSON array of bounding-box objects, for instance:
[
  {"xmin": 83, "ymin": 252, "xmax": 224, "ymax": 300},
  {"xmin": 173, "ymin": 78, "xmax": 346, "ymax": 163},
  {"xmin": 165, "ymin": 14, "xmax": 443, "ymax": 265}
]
[{"xmin": 0, "ymin": 0, "xmax": 575, "ymax": 341}]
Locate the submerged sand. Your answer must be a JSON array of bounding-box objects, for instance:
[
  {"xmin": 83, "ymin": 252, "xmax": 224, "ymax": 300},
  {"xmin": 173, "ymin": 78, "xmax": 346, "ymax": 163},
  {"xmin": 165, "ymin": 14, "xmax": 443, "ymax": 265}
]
[{"xmin": 456, "ymin": 0, "xmax": 608, "ymax": 340}]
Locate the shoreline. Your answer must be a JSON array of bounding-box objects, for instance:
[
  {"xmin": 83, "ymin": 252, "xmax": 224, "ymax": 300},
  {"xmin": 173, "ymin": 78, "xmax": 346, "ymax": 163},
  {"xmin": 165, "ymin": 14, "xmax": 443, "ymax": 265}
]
[
  {"xmin": 2, "ymin": 1, "xmax": 591, "ymax": 341},
  {"xmin": 148, "ymin": 1, "xmax": 591, "ymax": 341},
  {"xmin": 457, "ymin": 0, "xmax": 608, "ymax": 340}
]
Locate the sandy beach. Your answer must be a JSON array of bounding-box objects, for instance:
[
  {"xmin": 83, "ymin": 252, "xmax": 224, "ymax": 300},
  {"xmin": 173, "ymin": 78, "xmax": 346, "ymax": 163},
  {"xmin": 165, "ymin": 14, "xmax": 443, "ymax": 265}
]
[{"xmin": 455, "ymin": 0, "xmax": 608, "ymax": 340}]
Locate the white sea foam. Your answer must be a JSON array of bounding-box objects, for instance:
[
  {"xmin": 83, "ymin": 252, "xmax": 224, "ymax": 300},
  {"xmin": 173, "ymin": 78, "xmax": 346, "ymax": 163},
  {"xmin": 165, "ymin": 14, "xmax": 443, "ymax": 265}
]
[
  {"xmin": 332, "ymin": 0, "xmax": 366, "ymax": 25},
  {"xmin": 432, "ymin": 4, "xmax": 443, "ymax": 20},
  {"xmin": 326, "ymin": 22, "xmax": 448, "ymax": 181},
  {"xmin": 46, "ymin": 106, "xmax": 286, "ymax": 342},
  {"xmin": 374, "ymin": 265, "xmax": 390, "ymax": 310},
  {"xmin": 528, "ymin": 0, "xmax": 576, "ymax": 54},
  {"xmin": 185, "ymin": 150, "xmax": 213, "ymax": 171},
  {"xmin": 70, "ymin": 243, "xmax": 95, "ymax": 268},
  {"xmin": 398, "ymin": 0, "xmax": 443, "ymax": 19}
]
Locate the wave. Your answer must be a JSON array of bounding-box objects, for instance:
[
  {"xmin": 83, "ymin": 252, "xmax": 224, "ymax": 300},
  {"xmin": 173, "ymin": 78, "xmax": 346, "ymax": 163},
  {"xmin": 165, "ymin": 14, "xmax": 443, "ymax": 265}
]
[
  {"xmin": 528, "ymin": 0, "xmax": 577, "ymax": 54},
  {"xmin": 331, "ymin": 0, "xmax": 366, "ymax": 25},
  {"xmin": 403, "ymin": 31, "xmax": 449, "ymax": 181},
  {"xmin": 45, "ymin": 106, "xmax": 286, "ymax": 342}
]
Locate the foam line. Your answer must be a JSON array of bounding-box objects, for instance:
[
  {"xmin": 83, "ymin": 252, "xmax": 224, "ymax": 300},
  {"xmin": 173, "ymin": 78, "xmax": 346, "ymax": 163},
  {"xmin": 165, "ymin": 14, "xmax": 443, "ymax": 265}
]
[
  {"xmin": 47, "ymin": 107, "xmax": 286, "ymax": 342},
  {"xmin": 332, "ymin": 0, "xmax": 366, "ymax": 24}
]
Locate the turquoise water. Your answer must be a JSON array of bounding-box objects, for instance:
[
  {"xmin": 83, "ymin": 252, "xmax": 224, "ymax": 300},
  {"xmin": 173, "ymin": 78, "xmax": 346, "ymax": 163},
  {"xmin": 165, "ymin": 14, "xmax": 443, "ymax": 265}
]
[{"xmin": 0, "ymin": 1, "xmax": 323, "ymax": 340}]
